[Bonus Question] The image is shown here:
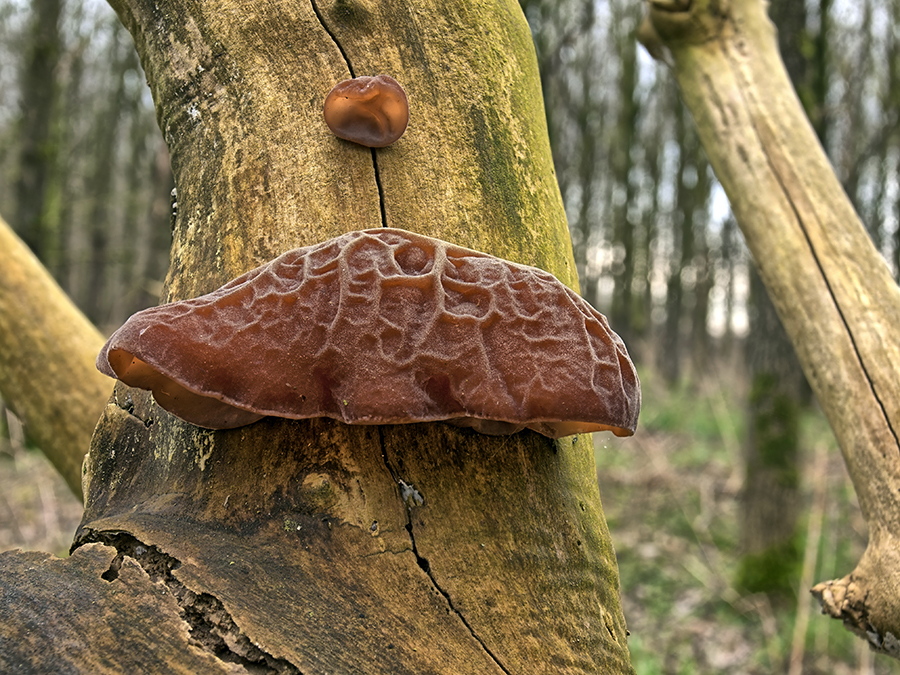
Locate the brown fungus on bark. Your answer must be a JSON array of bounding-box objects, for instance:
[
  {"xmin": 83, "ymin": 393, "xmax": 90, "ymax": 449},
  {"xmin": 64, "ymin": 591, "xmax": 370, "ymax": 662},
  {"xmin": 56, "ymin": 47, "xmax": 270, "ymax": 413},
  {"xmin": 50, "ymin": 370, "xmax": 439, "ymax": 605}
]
[
  {"xmin": 323, "ymin": 75, "xmax": 409, "ymax": 148},
  {"xmin": 97, "ymin": 228, "xmax": 640, "ymax": 439}
]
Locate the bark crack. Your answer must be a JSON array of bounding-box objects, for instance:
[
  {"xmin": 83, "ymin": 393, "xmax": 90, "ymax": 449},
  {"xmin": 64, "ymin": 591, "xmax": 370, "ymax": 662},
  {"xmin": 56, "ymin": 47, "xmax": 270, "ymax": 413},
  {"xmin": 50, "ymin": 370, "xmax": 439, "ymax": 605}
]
[
  {"xmin": 309, "ymin": 0, "xmax": 389, "ymax": 228},
  {"xmin": 370, "ymin": 148, "xmax": 389, "ymax": 227},
  {"xmin": 376, "ymin": 429, "xmax": 512, "ymax": 674},
  {"xmin": 82, "ymin": 532, "xmax": 303, "ymax": 675},
  {"xmin": 309, "ymin": 0, "xmax": 354, "ymax": 78},
  {"xmin": 723, "ymin": 40, "xmax": 900, "ymax": 455}
]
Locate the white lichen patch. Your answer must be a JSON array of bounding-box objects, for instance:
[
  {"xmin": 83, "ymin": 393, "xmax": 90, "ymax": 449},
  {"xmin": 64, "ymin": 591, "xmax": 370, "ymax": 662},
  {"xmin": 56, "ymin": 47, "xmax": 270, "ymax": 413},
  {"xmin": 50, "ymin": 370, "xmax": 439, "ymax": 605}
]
[{"xmin": 195, "ymin": 431, "xmax": 214, "ymax": 471}]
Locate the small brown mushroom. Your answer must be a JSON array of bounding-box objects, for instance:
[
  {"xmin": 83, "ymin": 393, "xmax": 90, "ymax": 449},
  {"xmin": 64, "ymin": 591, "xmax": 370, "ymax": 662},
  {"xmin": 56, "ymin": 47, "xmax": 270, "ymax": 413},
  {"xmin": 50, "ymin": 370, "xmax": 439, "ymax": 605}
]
[
  {"xmin": 97, "ymin": 228, "xmax": 640, "ymax": 438},
  {"xmin": 323, "ymin": 75, "xmax": 409, "ymax": 148}
]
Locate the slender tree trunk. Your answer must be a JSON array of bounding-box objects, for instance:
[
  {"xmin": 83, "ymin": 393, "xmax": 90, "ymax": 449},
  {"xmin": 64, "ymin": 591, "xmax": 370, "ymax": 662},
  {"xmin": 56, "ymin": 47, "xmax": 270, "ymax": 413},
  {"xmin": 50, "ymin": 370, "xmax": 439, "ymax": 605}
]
[
  {"xmin": 573, "ymin": 2, "xmax": 598, "ymax": 306},
  {"xmin": 639, "ymin": 90, "xmax": 664, "ymax": 344},
  {"xmin": 690, "ymin": 212, "xmax": 711, "ymax": 372},
  {"xmin": 1, "ymin": 1, "xmax": 636, "ymax": 672},
  {"xmin": 810, "ymin": 0, "xmax": 830, "ymax": 145},
  {"xmin": 609, "ymin": 7, "xmax": 639, "ymax": 341},
  {"xmin": 58, "ymin": 25, "xmax": 88, "ymax": 301},
  {"xmin": 719, "ymin": 215, "xmax": 741, "ymax": 352},
  {"xmin": 660, "ymin": 251, "xmax": 683, "ymax": 383},
  {"xmin": 736, "ymin": 0, "xmax": 810, "ymax": 600},
  {"xmin": 686, "ymin": 141, "xmax": 711, "ymax": 375},
  {"xmin": 738, "ymin": 271, "xmax": 804, "ymax": 598},
  {"xmin": 660, "ymin": 100, "xmax": 700, "ymax": 384},
  {"xmin": 109, "ymin": 45, "xmax": 158, "ymax": 325},
  {"xmin": 13, "ymin": 0, "xmax": 64, "ymax": 269},
  {"xmin": 83, "ymin": 23, "xmax": 130, "ymax": 324},
  {"xmin": 127, "ymin": 140, "xmax": 173, "ymax": 319}
]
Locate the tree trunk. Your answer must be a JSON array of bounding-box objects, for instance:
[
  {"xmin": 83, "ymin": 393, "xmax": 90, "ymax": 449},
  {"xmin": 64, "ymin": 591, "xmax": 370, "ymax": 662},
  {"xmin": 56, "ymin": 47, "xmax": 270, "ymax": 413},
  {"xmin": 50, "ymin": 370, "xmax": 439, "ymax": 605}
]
[
  {"xmin": 572, "ymin": 2, "xmax": 599, "ymax": 306},
  {"xmin": 737, "ymin": 271, "xmax": 804, "ymax": 598},
  {"xmin": 641, "ymin": 0, "xmax": 900, "ymax": 656},
  {"xmin": 735, "ymin": 0, "xmax": 810, "ymax": 601},
  {"xmin": 609, "ymin": 8, "xmax": 639, "ymax": 340},
  {"xmin": 3, "ymin": 1, "xmax": 635, "ymax": 672},
  {"xmin": 0, "ymin": 216, "xmax": 110, "ymax": 498},
  {"xmin": 660, "ymin": 99, "xmax": 706, "ymax": 384},
  {"xmin": 13, "ymin": 0, "xmax": 64, "ymax": 270},
  {"xmin": 83, "ymin": 23, "xmax": 131, "ymax": 325}
]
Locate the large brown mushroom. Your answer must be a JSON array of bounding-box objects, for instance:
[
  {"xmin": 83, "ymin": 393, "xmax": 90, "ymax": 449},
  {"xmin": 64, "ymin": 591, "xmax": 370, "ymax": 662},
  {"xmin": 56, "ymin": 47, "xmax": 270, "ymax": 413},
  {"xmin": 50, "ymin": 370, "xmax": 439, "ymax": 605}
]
[
  {"xmin": 97, "ymin": 228, "xmax": 640, "ymax": 438},
  {"xmin": 323, "ymin": 75, "xmax": 409, "ymax": 148}
]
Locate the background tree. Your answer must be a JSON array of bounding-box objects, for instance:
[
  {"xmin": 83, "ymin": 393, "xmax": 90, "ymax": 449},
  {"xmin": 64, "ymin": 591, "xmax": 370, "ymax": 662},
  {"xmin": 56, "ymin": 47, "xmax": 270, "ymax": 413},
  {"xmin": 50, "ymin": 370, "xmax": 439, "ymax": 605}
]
[
  {"xmin": 2, "ymin": 0, "xmax": 170, "ymax": 331},
  {"xmin": 735, "ymin": 0, "xmax": 814, "ymax": 601},
  {"xmin": 13, "ymin": 0, "xmax": 64, "ymax": 269}
]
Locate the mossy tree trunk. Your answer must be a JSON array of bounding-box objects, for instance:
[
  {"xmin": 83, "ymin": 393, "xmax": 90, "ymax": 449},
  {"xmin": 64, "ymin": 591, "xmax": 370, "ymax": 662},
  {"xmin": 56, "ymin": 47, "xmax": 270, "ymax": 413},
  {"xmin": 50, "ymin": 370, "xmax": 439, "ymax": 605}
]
[
  {"xmin": 641, "ymin": 0, "xmax": 900, "ymax": 657},
  {"xmin": 736, "ymin": 0, "xmax": 811, "ymax": 601},
  {"xmin": 2, "ymin": 1, "xmax": 634, "ymax": 672}
]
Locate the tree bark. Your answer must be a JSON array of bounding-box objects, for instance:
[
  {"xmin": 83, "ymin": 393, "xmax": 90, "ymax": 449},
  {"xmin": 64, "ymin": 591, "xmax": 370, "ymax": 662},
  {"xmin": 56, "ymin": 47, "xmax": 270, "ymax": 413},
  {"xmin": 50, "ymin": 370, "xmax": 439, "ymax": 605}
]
[
  {"xmin": 0, "ymin": 215, "xmax": 110, "ymax": 499},
  {"xmin": 0, "ymin": 545, "xmax": 244, "ymax": 674},
  {"xmin": 6, "ymin": 0, "xmax": 635, "ymax": 672},
  {"xmin": 641, "ymin": 0, "xmax": 900, "ymax": 656}
]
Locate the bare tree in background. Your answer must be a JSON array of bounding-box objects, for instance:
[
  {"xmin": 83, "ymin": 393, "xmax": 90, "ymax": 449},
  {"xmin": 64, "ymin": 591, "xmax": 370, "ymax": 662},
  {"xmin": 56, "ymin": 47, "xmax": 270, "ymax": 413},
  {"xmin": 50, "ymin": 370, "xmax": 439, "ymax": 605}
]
[
  {"xmin": 736, "ymin": 0, "xmax": 814, "ymax": 600},
  {"xmin": 14, "ymin": 0, "xmax": 64, "ymax": 270},
  {"xmin": 6, "ymin": 1, "xmax": 170, "ymax": 332}
]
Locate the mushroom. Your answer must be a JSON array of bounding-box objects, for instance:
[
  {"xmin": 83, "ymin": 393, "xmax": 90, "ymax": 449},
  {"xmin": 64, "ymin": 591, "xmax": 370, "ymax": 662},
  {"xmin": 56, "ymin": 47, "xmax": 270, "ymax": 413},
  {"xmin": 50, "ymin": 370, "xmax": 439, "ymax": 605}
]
[
  {"xmin": 97, "ymin": 228, "xmax": 640, "ymax": 439},
  {"xmin": 323, "ymin": 75, "xmax": 409, "ymax": 148}
]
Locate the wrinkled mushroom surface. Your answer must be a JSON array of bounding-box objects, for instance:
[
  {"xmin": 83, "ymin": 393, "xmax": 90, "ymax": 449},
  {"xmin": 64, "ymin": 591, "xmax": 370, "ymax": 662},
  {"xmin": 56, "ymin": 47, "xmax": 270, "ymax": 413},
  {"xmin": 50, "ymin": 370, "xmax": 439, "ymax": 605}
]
[
  {"xmin": 323, "ymin": 75, "xmax": 409, "ymax": 148},
  {"xmin": 97, "ymin": 228, "xmax": 640, "ymax": 438}
]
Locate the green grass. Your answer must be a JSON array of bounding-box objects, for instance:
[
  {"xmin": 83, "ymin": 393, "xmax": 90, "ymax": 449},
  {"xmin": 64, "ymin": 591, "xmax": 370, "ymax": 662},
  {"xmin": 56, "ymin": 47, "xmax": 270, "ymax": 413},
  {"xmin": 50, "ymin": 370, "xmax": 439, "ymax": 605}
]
[{"xmin": 598, "ymin": 368, "xmax": 899, "ymax": 674}]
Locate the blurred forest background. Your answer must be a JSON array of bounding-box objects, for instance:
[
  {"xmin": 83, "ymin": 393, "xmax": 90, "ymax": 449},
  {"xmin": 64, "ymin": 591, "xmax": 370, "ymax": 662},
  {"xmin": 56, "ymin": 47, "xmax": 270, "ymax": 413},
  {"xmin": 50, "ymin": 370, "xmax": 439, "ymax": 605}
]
[{"xmin": 2, "ymin": 0, "xmax": 900, "ymax": 672}]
